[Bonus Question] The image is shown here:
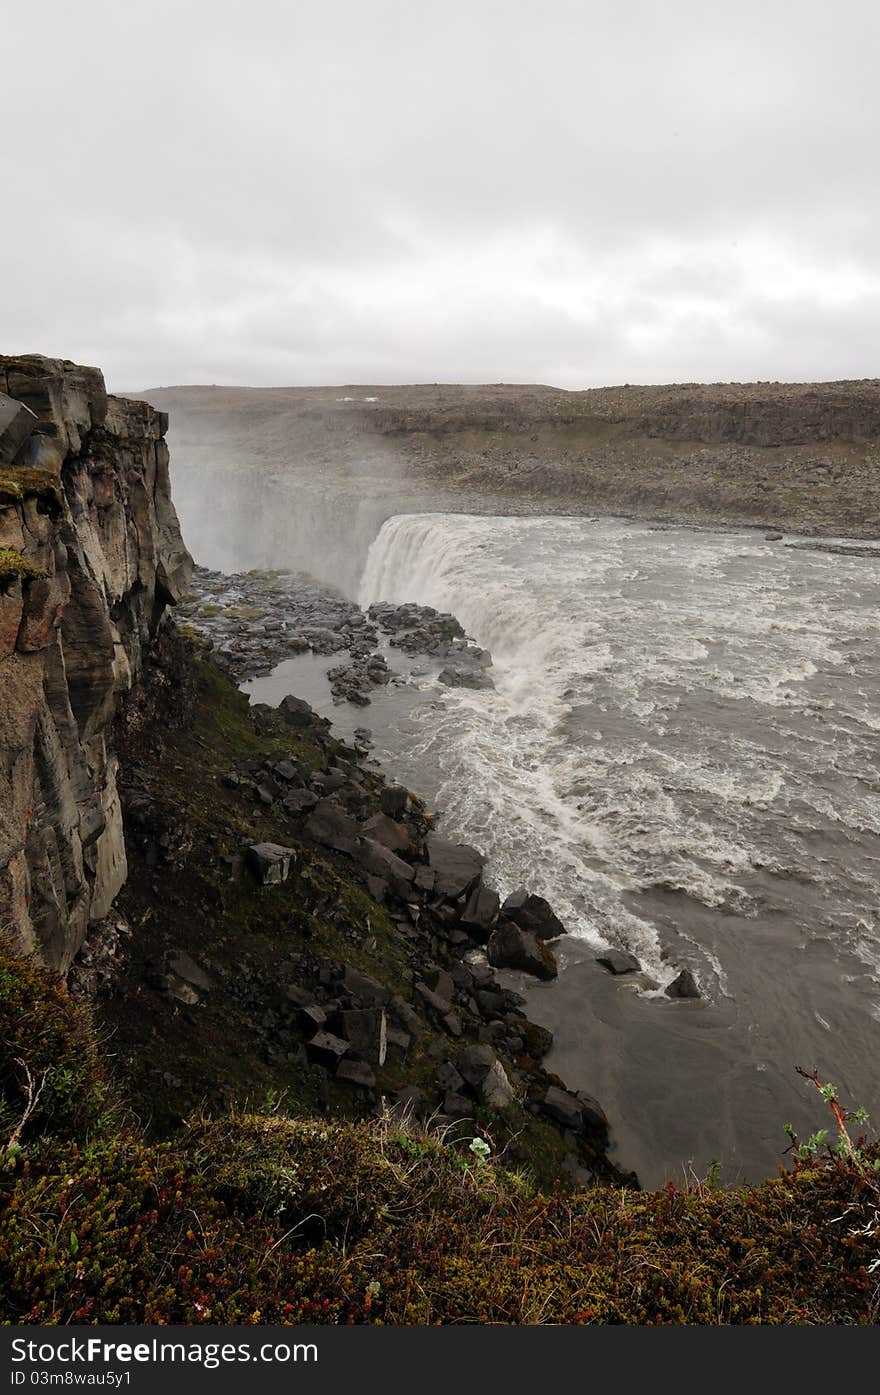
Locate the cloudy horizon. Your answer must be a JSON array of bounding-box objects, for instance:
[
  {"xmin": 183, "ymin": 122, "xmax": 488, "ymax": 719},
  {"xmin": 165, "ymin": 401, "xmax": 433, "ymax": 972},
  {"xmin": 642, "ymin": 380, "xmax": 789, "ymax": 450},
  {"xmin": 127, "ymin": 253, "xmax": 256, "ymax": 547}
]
[{"xmin": 4, "ymin": 0, "xmax": 879, "ymax": 392}]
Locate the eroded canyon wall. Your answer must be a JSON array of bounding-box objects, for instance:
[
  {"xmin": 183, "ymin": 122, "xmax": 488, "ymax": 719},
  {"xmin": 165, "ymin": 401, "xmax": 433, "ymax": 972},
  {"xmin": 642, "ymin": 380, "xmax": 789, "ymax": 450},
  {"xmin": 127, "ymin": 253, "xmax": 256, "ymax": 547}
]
[{"xmin": 0, "ymin": 355, "xmax": 191, "ymax": 972}]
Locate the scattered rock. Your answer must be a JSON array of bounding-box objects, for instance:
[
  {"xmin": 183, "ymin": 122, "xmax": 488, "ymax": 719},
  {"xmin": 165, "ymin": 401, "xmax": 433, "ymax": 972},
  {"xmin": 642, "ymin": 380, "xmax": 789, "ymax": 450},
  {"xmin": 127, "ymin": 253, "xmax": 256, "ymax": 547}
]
[
  {"xmin": 426, "ymin": 833, "xmax": 485, "ymax": 898},
  {"xmin": 666, "ymin": 968, "xmax": 700, "ymax": 999},
  {"xmin": 343, "ymin": 966, "xmax": 390, "ymax": 1007},
  {"xmin": 338, "ymin": 1007, "xmax": 387, "ymax": 1066},
  {"xmin": 305, "ymin": 1031, "xmax": 350, "ymax": 1070},
  {"xmin": 304, "ymin": 800, "xmax": 359, "ymax": 854},
  {"xmin": 336, "ymin": 1059, "xmax": 376, "ymax": 1089},
  {"xmin": 244, "ymin": 842, "xmax": 296, "ymax": 885},
  {"xmin": 480, "ymin": 1058, "xmax": 515, "ymax": 1109},
  {"xmin": 461, "ymin": 883, "xmax": 500, "ymax": 938},
  {"xmin": 487, "ymin": 922, "xmax": 557, "ymax": 980},
  {"xmin": 501, "ymin": 889, "xmax": 567, "ymax": 940},
  {"xmin": 596, "ymin": 948, "xmax": 641, "ymax": 976}
]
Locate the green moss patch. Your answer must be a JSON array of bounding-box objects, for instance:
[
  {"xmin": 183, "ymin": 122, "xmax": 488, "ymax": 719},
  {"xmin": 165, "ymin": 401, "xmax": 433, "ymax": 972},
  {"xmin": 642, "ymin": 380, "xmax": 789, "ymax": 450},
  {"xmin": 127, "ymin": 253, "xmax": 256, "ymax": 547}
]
[{"xmin": 0, "ymin": 549, "xmax": 46, "ymax": 583}]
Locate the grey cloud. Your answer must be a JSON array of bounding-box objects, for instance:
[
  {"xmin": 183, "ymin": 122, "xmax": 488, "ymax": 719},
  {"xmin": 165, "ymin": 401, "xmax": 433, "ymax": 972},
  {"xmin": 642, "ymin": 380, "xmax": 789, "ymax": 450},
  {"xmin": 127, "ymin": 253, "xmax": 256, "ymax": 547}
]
[{"xmin": 3, "ymin": 0, "xmax": 878, "ymax": 388}]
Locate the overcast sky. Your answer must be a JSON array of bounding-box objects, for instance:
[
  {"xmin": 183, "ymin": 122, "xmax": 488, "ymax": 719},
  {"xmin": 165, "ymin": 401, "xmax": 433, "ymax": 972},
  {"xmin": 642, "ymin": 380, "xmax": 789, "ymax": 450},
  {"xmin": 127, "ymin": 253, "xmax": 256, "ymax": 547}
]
[{"xmin": 3, "ymin": 0, "xmax": 878, "ymax": 390}]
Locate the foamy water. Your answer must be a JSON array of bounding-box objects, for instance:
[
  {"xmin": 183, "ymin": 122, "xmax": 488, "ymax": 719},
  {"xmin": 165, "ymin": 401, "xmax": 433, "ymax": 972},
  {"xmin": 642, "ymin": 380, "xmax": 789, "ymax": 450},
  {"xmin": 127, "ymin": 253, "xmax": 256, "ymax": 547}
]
[{"xmin": 359, "ymin": 514, "xmax": 880, "ymax": 994}]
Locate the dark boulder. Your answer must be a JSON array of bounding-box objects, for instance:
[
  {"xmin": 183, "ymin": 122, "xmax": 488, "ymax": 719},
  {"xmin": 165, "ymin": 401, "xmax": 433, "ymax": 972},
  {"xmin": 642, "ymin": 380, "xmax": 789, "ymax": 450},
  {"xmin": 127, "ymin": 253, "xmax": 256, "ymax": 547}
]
[
  {"xmin": 426, "ymin": 833, "xmax": 485, "ymax": 898},
  {"xmin": 338, "ymin": 1007, "xmax": 387, "ymax": 1066},
  {"xmin": 356, "ymin": 839, "xmax": 415, "ymax": 897},
  {"xmin": 279, "ymin": 694, "xmax": 318, "ymax": 728},
  {"xmin": 244, "ymin": 842, "xmax": 296, "ymax": 885},
  {"xmin": 336, "ymin": 1059, "xmax": 376, "ymax": 1089},
  {"xmin": 304, "ymin": 800, "xmax": 359, "ymax": 854},
  {"xmin": 282, "ymin": 788, "xmax": 319, "ymax": 817},
  {"xmin": 461, "ymin": 883, "xmax": 501, "ymax": 938},
  {"xmin": 666, "ymin": 968, "xmax": 700, "ymax": 999},
  {"xmin": 343, "ymin": 966, "xmax": 390, "ymax": 1008},
  {"xmin": 542, "ymin": 1085, "xmax": 583, "ymax": 1132},
  {"xmin": 306, "ymin": 1031, "xmax": 350, "ymax": 1070},
  {"xmin": 380, "ymin": 784, "xmax": 409, "ymax": 819},
  {"xmin": 501, "ymin": 888, "xmax": 567, "ymax": 940},
  {"xmin": 596, "ymin": 948, "xmax": 641, "ymax": 976},
  {"xmin": 360, "ymin": 812, "xmax": 411, "ymax": 854},
  {"xmin": 487, "ymin": 922, "xmax": 557, "ymax": 980}
]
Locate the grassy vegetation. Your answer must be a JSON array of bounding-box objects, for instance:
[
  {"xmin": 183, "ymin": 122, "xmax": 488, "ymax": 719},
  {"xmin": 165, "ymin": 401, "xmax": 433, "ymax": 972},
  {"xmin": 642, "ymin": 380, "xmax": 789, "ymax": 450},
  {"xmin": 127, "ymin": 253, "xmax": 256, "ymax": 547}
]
[
  {"xmin": 0, "ymin": 466, "xmax": 60, "ymax": 504},
  {"xmin": 0, "ymin": 950, "xmax": 877, "ymax": 1325},
  {"xmin": 1, "ymin": 639, "xmax": 877, "ymax": 1323},
  {"xmin": 0, "ymin": 548, "xmax": 46, "ymax": 583}
]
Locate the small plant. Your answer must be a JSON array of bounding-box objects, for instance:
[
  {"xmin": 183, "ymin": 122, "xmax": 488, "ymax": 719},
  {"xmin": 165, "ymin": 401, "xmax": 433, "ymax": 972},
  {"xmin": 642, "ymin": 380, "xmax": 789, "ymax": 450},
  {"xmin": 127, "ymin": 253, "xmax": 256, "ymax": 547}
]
[{"xmin": 468, "ymin": 1136, "xmax": 491, "ymax": 1165}]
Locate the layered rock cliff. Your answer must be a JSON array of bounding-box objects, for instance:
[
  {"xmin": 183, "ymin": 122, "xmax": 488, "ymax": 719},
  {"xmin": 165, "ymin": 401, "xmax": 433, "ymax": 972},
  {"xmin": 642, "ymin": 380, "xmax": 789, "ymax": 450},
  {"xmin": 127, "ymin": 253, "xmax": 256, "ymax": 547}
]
[{"xmin": 0, "ymin": 355, "xmax": 191, "ymax": 972}]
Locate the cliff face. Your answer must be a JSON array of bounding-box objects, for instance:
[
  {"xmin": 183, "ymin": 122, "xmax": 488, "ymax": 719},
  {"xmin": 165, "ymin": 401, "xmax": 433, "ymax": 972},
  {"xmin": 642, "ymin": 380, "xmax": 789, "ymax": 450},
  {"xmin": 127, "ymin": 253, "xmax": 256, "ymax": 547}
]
[{"xmin": 0, "ymin": 355, "xmax": 192, "ymax": 973}]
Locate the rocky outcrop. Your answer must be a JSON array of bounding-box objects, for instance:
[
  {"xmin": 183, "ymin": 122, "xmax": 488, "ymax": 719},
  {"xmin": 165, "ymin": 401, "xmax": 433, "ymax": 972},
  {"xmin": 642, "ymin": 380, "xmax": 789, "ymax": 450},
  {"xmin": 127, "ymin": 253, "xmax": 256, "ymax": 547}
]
[{"xmin": 0, "ymin": 355, "xmax": 191, "ymax": 972}]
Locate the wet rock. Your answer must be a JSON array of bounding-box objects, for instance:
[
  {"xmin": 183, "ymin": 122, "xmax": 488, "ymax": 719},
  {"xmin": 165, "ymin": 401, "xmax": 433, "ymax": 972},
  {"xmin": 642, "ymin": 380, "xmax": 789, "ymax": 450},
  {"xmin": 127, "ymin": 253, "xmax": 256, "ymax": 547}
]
[
  {"xmin": 426, "ymin": 833, "xmax": 485, "ymax": 898},
  {"xmin": 438, "ymin": 663, "xmax": 494, "ymax": 691},
  {"xmin": 380, "ymin": 785, "xmax": 409, "ymax": 819},
  {"xmin": 415, "ymin": 980, "xmax": 454, "ymax": 1017},
  {"xmin": 596, "ymin": 948, "xmax": 641, "ymax": 976},
  {"xmin": 487, "ymin": 922, "xmax": 557, "ymax": 980},
  {"xmin": 576, "ymin": 1091, "xmax": 609, "ymax": 1138},
  {"xmin": 245, "ymin": 842, "xmax": 296, "ymax": 885},
  {"xmin": 666, "ymin": 968, "xmax": 700, "ymax": 999},
  {"xmin": 765, "ymin": 530, "xmax": 784, "ymax": 541},
  {"xmin": 520, "ymin": 1020, "xmax": 554, "ymax": 1058},
  {"xmin": 395, "ymin": 1085, "xmax": 429, "ymax": 1119},
  {"xmin": 501, "ymin": 888, "xmax": 567, "ymax": 940},
  {"xmin": 461, "ymin": 883, "xmax": 500, "ymax": 938}
]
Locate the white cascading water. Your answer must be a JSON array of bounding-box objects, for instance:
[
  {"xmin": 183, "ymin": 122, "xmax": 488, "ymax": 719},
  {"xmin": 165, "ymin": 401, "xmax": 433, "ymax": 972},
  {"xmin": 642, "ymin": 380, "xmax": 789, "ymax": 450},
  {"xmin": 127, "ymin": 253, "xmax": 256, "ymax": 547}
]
[{"xmin": 359, "ymin": 512, "xmax": 880, "ymax": 991}]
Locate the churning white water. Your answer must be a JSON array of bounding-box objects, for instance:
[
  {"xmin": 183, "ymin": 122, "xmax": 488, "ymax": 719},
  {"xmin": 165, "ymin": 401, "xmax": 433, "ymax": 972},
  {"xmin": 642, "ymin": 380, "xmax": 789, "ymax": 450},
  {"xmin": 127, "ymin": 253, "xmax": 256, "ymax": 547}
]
[{"xmin": 359, "ymin": 513, "xmax": 880, "ymax": 997}]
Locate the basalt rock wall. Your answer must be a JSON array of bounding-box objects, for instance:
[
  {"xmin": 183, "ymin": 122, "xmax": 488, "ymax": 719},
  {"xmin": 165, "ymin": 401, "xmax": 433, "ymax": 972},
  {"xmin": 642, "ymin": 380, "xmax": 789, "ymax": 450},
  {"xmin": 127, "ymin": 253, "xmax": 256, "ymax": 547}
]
[{"xmin": 0, "ymin": 355, "xmax": 192, "ymax": 972}]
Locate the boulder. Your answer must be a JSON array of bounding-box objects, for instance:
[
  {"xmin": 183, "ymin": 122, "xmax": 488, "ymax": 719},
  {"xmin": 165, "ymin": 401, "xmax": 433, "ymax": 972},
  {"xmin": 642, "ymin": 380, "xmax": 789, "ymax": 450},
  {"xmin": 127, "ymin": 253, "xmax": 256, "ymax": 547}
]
[
  {"xmin": 168, "ymin": 951, "xmax": 214, "ymax": 992},
  {"xmin": 480, "ymin": 1058, "xmax": 515, "ymax": 1109},
  {"xmin": 455, "ymin": 1044, "xmax": 496, "ymax": 1090},
  {"xmin": 666, "ymin": 968, "xmax": 700, "ymax": 999},
  {"xmin": 596, "ymin": 948, "xmax": 641, "ymax": 976},
  {"xmin": 343, "ymin": 966, "xmax": 390, "ymax": 1008},
  {"xmin": 304, "ymin": 800, "xmax": 358, "ymax": 853},
  {"xmin": 338, "ymin": 1007, "xmax": 387, "ymax": 1066},
  {"xmin": 278, "ymin": 694, "xmax": 316, "ymax": 728},
  {"xmin": 380, "ymin": 785, "xmax": 409, "ymax": 819},
  {"xmin": 274, "ymin": 757, "xmax": 309, "ymax": 784},
  {"xmin": 306, "ymin": 1031, "xmax": 350, "ymax": 1070},
  {"xmin": 501, "ymin": 888, "xmax": 567, "ymax": 940},
  {"xmin": 520, "ymin": 1020, "xmax": 554, "ymax": 1059},
  {"xmin": 423, "ymin": 966, "xmax": 455, "ymax": 1004},
  {"xmin": 360, "ymin": 812, "xmax": 411, "ymax": 854},
  {"xmin": 426, "ymin": 833, "xmax": 485, "ymax": 898},
  {"xmin": 244, "ymin": 842, "xmax": 296, "ymax": 885},
  {"xmin": 576, "ymin": 1091, "xmax": 609, "ymax": 1138},
  {"xmin": 460, "ymin": 882, "xmax": 500, "ymax": 938},
  {"xmin": 487, "ymin": 922, "xmax": 557, "ymax": 980},
  {"xmin": 356, "ymin": 839, "xmax": 415, "ymax": 897},
  {"xmin": 336, "ymin": 1059, "xmax": 376, "ymax": 1090},
  {"xmin": 282, "ymin": 788, "xmax": 319, "ymax": 817},
  {"xmin": 438, "ymin": 664, "xmax": 494, "ymax": 690},
  {"xmin": 542, "ymin": 1085, "xmax": 584, "ymax": 1131}
]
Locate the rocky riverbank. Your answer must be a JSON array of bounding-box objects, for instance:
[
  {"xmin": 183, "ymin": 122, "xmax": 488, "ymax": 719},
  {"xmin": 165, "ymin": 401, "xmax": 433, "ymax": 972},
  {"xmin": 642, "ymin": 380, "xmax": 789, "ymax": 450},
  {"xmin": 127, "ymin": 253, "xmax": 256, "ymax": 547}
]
[
  {"xmin": 176, "ymin": 565, "xmax": 495, "ymax": 704},
  {"xmin": 98, "ymin": 624, "xmax": 635, "ymax": 1189}
]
